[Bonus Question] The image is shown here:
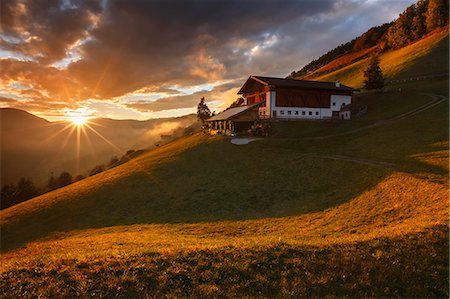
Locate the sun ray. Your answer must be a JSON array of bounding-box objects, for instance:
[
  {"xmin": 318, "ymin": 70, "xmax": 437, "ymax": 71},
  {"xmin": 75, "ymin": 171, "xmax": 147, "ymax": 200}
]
[
  {"xmin": 43, "ymin": 122, "xmax": 74, "ymax": 143},
  {"xmin": 76, "ymin": 125, "xmax": 81, "ymax": 175},
  {"xmin": 80, "ymin": 124, "xmax": 101, "ymax": 165},
  {"xmin": 84, "ymin": 123, "xmax": 125, "ymax": 156},
  {"xmin": 57, "ymin": 125, "xmax": 77, "ymax": 156}
]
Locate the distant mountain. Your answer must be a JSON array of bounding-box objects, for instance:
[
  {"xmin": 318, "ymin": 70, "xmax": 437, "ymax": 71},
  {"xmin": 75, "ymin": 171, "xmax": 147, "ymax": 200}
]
[
  {"xmin": 0, "ymin": 108, "xmax": 199, "ymax": 186},
  {"xmin": 0, "ymin": 108, "xmax": 50, "ymax": 131}
]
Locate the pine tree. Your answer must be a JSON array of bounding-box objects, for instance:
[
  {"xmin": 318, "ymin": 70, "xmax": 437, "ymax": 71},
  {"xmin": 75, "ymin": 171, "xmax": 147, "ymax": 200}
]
[
  {"xmin": 197, "ymin": 97, "xmax": 211, "ymax": 124},
  {"xmin": 363, "ymin": 56, "xmax": 384, "ymax": 90}
]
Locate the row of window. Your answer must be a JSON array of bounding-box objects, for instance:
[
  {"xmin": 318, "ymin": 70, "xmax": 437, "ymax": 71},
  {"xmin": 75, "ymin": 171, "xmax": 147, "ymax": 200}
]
[
  {"xmin": 332, "ymin": 102, "xmax": 349, "ymax": 107},
  {"xmin": 278, "ymin": 110, "xmax": 320, "ymax": 116}
]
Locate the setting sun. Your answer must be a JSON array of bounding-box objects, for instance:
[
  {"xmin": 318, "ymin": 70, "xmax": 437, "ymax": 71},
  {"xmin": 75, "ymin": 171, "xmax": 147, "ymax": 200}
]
[{"xmin": 69, "ymin": 115, "xmax": 89, "ymax": 126}]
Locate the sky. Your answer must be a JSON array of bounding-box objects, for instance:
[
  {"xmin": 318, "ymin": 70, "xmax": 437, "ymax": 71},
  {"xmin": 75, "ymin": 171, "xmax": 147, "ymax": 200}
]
[{"xmin": 0, "ymin": 0, "xmax": 417, "ymax": 121}]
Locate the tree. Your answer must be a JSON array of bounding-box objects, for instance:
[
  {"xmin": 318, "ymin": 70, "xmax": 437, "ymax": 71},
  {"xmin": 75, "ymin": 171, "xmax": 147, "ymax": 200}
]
[
  {"xmin": 426, "ymin": 0, "xmax": 449, "ymax": 31},
  {"xmin": 89, "ymin": 165, "xmax": 105, "ymax": 176},
  {"xmin": 386, "ymin": 5, "xmax": 416, "ymax": 48},
  {"xmin": 16, "ymin": 178, "xmax": 38, "ymax": 202},
  {"xmin": 1, "ymin": 184, "xmax": 17, "ymax": 209},
  {"xmin": 108, "ymin": 156, "xmax": 119, "ymax": 168},
  {"xmin": 413, "ymin": 0, "xmax": 428, "ymax": 39},
  {"xmin": 197, "ymin": 97, "xmax": 211, "ymax": 124},
  {"xmin": 47, "ymin": 172, "xmax": 57, "ymax": 190},
  {"xmin": 57, "ymin": 171, "xmax": 73, "ymax": 188},
  {"xmin": 363, "ymin": 56, "xmax": 384, "ymax": 90}
]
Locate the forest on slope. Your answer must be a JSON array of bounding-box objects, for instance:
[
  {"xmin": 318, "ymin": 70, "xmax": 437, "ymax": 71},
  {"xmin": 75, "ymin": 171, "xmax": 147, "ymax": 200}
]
[{"xmin": 288, "ymin": 0, "xmax": 448, "ymax": 80}]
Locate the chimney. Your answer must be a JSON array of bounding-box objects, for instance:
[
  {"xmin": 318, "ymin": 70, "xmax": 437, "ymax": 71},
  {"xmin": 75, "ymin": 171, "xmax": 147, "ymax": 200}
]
[{"xmin": 335, "ymin": 81, "xmax": 340, "ymax": 88}]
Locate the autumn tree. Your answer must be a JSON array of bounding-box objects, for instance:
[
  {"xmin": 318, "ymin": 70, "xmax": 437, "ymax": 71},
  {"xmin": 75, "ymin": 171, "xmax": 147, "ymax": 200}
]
[
  {"xmin": 363, "ymin": 56, "xmax": 384, "ymax": 90},
  {"xmin": 426, "ymin": 0, "xmax": 449, "ymax": 31},
  {"xmin": 197, "ymin": 97, "xmax": 211, "ymax": 124},
  {"xmin": 413, "ymin": 0, "xmax": 428, "ymax": 39}
]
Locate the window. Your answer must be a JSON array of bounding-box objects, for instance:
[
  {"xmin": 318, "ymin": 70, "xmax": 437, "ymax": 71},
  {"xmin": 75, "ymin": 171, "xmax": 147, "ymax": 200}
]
[
  {"xmin": 288, "ymin": 111, "xmax": 291, "ymax": 115},
  {"xmin": 332, "ymin": 102, "xmax": 336, "ymax": 106},
  {"xmin": 302, "ymin": 111, "xmax": 305, "ymax": 115},
  {"xmin": 295, "ymin": 111, "xmax": 299, "ymax": 115},
  {"xmin": 280, "ymin": 110, "xmax": 285, "ymax": 115},
  {"xmin": 308, "ymin": 111, "xmax": 312, "ymax": 115},
  {"xmin": 315, "ymin": 111, "xmax": 319, "ymax": 116}
]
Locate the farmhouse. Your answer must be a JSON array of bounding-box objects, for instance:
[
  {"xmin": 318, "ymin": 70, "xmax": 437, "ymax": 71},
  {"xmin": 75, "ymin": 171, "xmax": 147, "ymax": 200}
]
[
  {"xmin": 207, "ymin": 75, "xmax": 355, "ymax": 135},
  {"xmin": 239, "ymin": 76, "xmax": 354, "ymax": 120}
]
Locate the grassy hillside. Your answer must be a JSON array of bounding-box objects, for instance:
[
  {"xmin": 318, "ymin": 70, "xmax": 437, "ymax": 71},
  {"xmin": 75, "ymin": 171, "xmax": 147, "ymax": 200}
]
[
  {"xmin": 0, "ymin": 109, "xmax": 198, "ymax": 186},
  {"xmin": 304, "ymin": 29, "xmax": 448, "ymax": 88},
  {"xmin": 1, "ymin": 76, "xmax": 448, "ymax": 297}
]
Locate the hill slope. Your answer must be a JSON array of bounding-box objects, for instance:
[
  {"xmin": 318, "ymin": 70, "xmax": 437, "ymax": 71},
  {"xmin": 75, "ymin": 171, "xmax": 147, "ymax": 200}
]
[
  {"xmin": 1, "ymin": 77, "xmax": 448, "ymax": 297},
  {"xmin": 289, "ymin": 0, "xmax": 449, "ymax": 82},
  {"xmin": 0, "ymin": 109, "xmax": 198, "ymax": 186},
  {"xmin": 303, "ymin": 29, "xmax": 448, "ymax": 87}
]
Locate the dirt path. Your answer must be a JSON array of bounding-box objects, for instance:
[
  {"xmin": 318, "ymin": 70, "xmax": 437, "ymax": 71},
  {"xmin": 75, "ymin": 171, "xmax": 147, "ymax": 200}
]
[
  {"xmin": 233, "ymin": 92, "xmax": 447, "ymax": 172},
  {"xmin": 285, "ymin": 92, "xmax": 447, "ymax": 141},
  {"xmin": 300, "ymin": 93, "xmax": 447, "ymax": 172}
]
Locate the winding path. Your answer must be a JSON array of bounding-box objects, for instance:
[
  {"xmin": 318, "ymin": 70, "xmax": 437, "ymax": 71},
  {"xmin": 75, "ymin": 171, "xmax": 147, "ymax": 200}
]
[
  {"xmin": 231, "ymin": 92, "xmax": 448, "ymax": 172},
  {"xmin": 296, "ymin": 92, "xmax": 447, "ymax": 141}
]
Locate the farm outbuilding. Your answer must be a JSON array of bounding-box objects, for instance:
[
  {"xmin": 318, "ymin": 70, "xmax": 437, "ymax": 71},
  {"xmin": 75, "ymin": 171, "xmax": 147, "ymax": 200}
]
[{"xmin": 206, "ymin": 102, "xmax": 262, "ymax": 135}]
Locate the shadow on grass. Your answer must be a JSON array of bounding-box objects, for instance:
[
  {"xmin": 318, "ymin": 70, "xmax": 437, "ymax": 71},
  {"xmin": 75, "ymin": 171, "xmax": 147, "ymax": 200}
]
[
  {"xmin": 1, "ymin": 139, "xmax": 393, "ymax": 253},
  {"xmin": 1, "ymin": 87, "xmax": 448, "ymax": 252}
]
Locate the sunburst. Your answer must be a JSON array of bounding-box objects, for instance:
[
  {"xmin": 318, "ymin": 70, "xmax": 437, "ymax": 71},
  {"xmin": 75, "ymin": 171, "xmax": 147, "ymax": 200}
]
[{"xmin": 69, "ymin": 115, "xmax": 89, "ymax": 126}]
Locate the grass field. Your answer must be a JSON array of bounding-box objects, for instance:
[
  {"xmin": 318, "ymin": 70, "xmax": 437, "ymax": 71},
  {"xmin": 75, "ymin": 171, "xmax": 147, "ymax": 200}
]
[
  {"xmin": 305, "ymin": 29, "xmax": 449, "ymax": 88},
  {"xmin": 1, "ymin": 48, "xmax": 449, "ymax": 297}
]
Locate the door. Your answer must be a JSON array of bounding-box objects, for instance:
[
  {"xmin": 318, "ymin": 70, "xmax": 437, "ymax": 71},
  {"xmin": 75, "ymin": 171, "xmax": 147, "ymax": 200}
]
[{"xmin": 273, "ymin": 110, "xmax": 277, "ymax": 118}]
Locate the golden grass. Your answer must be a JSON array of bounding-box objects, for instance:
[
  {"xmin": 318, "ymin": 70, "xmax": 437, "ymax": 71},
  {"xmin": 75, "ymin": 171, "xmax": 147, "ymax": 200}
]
[
  {"xmin": 309, "ymin": 29, "xmax": 449, "ymax": 88},
  {"xmin": 305, "ymin": 45, "xmax": 378, "ymax": 79},
  {"xmin": 411, "ymin": 141, "xmax": 449, "ymax": 172},
  {"xmin": 2, "ymin": 170, "xmax": 447, "ymax": 272},
  {"xmin": 0, "ymin": 133, "xmax": 215, "ymax": 226}
]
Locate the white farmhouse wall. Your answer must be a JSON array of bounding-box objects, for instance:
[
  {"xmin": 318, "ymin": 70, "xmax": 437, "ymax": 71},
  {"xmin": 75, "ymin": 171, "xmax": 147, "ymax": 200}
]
[
  {"xmin": 268, "ymin": 91, "xmax": 276, "ymax": 117},
  {"xmin": 330, "ymin": 95, "xmax": 351, "ymax": 111},
  {"xmin": 270, "ymin": 90, "xmax": 337, "ymax": 120},
  {"xmin": 253, "ymin": 91, "xmax": 351, "ymax": 120}
]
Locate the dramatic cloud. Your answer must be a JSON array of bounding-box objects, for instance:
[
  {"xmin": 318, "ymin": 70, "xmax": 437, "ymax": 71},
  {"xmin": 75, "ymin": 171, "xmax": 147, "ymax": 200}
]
[{"xmin": 0, "ymin": 0, "xmax": 416, "ymax": 120}]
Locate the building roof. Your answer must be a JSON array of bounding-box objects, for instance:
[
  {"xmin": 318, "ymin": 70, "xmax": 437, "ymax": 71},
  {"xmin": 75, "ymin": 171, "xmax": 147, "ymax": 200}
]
[
  {"xmin": 207, "ymin": 102, "xmax": 262, "ymax": 121},
  {"xmin": 237, "ymin": 75, "xmax": 354, "ymax": 94}
]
